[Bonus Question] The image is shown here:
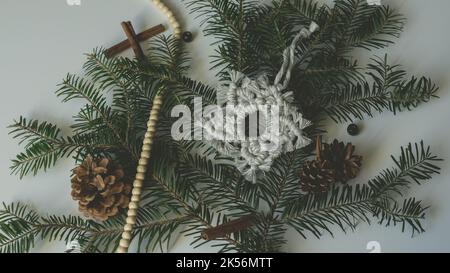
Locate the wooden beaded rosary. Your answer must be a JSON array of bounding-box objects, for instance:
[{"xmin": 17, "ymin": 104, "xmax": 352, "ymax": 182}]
[{"xmin": 103, "ymin": 0, "xmax": 183, "ymax": 254}]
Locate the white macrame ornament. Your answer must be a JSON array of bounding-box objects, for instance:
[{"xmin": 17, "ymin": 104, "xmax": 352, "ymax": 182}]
[{"xmin": 202, "ymin": 22, "xmax": 319, "ymax": 183}]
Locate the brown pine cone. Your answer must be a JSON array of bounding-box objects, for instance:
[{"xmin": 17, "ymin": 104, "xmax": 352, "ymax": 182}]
[
  {"xmin": 299, "ymin": 159, "xmax": 336, "ymax": 193},
  {"xmin": 71, "ymin": 156, "xmax": 132, "ymax": 221},
  {"xmin": 322, "ymin": 140, "xmax": 363, "ymax": 183}
]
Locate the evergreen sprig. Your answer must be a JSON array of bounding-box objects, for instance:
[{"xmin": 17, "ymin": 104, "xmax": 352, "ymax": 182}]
[
  {"xmin": 283, "ymin": 142, "xmax": 441, "ymax": 238},
  {"xmin": 0, "ymin": 202, "xmax": 186, "ymax": 253},
  {"xmin": 324, "ymin": 56, "xmax": 439, "ymax": 123}
]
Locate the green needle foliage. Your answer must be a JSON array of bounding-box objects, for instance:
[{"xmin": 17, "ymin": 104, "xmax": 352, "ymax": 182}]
[{"xmin": 2, "ymin": 0, "xmax": 443, "ymax": 253}]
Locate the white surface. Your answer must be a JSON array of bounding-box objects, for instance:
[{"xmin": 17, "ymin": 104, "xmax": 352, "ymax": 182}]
[{"xmin": 1, "ymin": 0, "xmax": 449, "ymax": 253}]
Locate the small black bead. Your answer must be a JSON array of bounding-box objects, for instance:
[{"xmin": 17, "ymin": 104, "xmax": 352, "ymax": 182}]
[
  {"xmin": 182, "ymin": 31, "xmax": 194, "ymax": 43},
  {"xmin": 347, "ymin": 124, "xmax": 359, "ymax": 136}
]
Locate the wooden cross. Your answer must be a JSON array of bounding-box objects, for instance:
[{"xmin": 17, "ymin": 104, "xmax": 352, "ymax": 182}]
[
  {"xmin": 104, "ymin": 23, "xmax": 165, "ymax": 59},
  {"xmin": 110, "ymin": 21, "xmax": 166, "ymax": 253}
]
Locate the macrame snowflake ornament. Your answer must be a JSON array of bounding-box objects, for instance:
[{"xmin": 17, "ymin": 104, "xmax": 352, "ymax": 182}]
[{"xmin": 202, "ymin": 22, "xmax": 319, "ymax": 183}]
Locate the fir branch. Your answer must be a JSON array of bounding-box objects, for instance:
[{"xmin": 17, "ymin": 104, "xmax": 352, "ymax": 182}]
[
  {"xmin": 284, "ymin": 141, "xmax": 441, "ymax": 238},
  {"xmin": 257, "ymin": 150, "xmax": 310, "ymax": 251},
  {"xmin": 323, "ymin": 56, "xmax": 438, "ymax": 123},
  {"xmin": 178, "ymin": 153, "xmax": 257, "ymax": 214},
  {"xmin": 57, "ymin": 74, "xmax": 138, "ymax": 159},
  {"xmin": 333, "ymin": 0, "xmax": 405, "ymax": 52},
  {"xmin": 0, "ymin": 202, "xmax": 189, "ymax": 253},
  {"xmin": 369, "ymin": 142, "xmax": 442, "ymax": 197},
  {"xmin": 323, "ymin": 81, "xmax": 389, "ymax": 123},
  {"xmin": 372, "ymin": 197, "xmax": 427, "ymax": 235},
  {"xmin": 150, "ymin": 166, "xmax": 254, "ymax": 252},
  {"xmin": 389, "ymin": 76, "xmax": 439, "ymax": 114},
  {"xmin": 83, "ymin": 49, "xmax": 135, "ymax": 144},
  {"xmin": 184, "ymin": 0, "xmax": 263, "ymax": 77},
  {"xmin": 9, "ymin": 117, "xmax": 119, "ymax": 178},
  {"xmin": 179, "ymin": 77, "xmax": 218, "ymax": 105},
  {"xmin": 149, "ymin": 35, "xmax": 190, "ymax": 72},
  {"xmin": 285, "ymin": 0, "xmax": 328, "ymax": 24},
  {"xmin": 9, "ymin": 116, "xmax": 62, "ymax": 148},
  {"xmin": 0, "ymin": 203, "xmax": 40, "ymax": 253},
  {"xmin": 10, "ymin": 143, "xmax": 61, "ymax": 179}
]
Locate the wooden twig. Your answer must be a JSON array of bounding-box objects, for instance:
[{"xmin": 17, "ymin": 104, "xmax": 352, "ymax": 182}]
[
  {"xmin": 315, "ymin": 135, "xmax": 322, "ymax": 161},
  {"xmin": 201, "ymin": 215, "xmax": 256, "ymax": 241},
  {"xmin": 105, "ymin": 24, "xmax": 165, "ymax": 58},
  {"xmin": 121, "ymin": 21, "xmax": 145, "ymax": 60}
]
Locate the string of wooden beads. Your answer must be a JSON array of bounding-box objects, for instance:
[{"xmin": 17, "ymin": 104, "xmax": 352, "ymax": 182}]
[
  {"xmin": 117, "ymin": 95, "xmax": 163, "ymax": 253},
  {"xmin": 116, "ymin": 0, "xmax": 181, "ymax": 253},
  {"xmin": 152, "ymin": 0, "xmax": 182, "ymax": 39}
]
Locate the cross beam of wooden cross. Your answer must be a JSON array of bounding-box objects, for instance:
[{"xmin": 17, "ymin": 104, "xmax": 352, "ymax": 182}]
[{"xmin": 105, "ymin": 23, "xmax": 165, "ymax": 59}]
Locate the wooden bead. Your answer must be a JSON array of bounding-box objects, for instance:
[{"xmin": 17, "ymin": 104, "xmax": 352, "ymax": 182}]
[
  {"xmin": 117, "ymin": 245, "xmax": 127, "ymax": 252},
  {"xmin": 128, "ymin": 209, "xmax": 138, "ymax": 216},
  {"xmin": 123, "ymin": 232, "xmax": 132, "ymax": 240},
  {"xmin": 129, "ymin": 202, "xmax": 139, "ymax": 210},
  {"xmin": 117, "ymin": 246, "xmax": 127, "ymax": 253},
  {"xmin": 124, "ymin": 224, "xmax": 133, "ymax": 232},
  {"xmin": 126, "ymin": 217, "xmax": 137, "ymax": 225},
  {"xmin": 148, "ymin": 115, "xmax": 159, "ymax": 121},
  {"xmin": 141, "ymin": 151, "xmax": 151, "ymax": 159},
  {"xmin": 119, "ymin": 240, "xmax": 129, "ymax": 247},
  {"xmin": 139, "ymin": 158, "xmax": 148, "ymax": 165},
  {"xmin": 142, "ymin": 144, "xmax": 152, "ymax": 152},
  {"xmin": 169, "ymin": 17, "xmax": 177, "ymax": 25},
  {"xmin": 137, "ymin": 165, "xmax": 147, "ymax": 173},
  {"xmin": 172, "ymin": 22, "xmax": 180, "ymax": 30},
  {"xmin": 132, "ymin": 187, "xmax": 142, "ymax": 196},
  {"xmin": 135, "ymin": 172, "xmax": 146, "ymax": 180}
]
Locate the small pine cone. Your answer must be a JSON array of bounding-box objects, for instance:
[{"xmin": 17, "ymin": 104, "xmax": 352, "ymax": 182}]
[
  {"xmin": 322, "ymin": 140, "xmax": 363, "ymax": 183},
  {"xmin": 71, "ymin": 156, "xmax": 132, "ymax": 221},
  {"xmin": 299, "ymin": 160, "xmax": 336, "ymax": 193}
]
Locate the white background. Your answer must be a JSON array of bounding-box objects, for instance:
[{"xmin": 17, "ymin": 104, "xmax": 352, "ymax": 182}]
[{"xmin": 1, "ymin": 0, "xmax": 449, "ymax": 253}]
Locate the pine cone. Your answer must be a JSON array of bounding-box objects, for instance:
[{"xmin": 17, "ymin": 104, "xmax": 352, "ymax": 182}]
[
  {"xmin": 322, "ymin": 140, "xmax": 363, "ymax": 183},
  {"xmin": 299, "ymin": 159, "xmax": 336, "ymax": 193},
  {"xmin": 71, "ymin": 156, "xmax": 132, "ymax": 221}
]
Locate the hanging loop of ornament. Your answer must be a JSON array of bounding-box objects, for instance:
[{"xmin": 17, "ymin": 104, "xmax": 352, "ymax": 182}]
[{"xmin": 275, "ymin": 22, "xmax": 319, "ymax": 89}]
